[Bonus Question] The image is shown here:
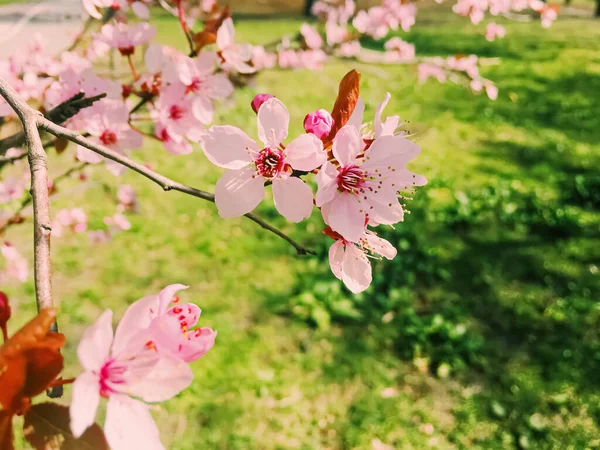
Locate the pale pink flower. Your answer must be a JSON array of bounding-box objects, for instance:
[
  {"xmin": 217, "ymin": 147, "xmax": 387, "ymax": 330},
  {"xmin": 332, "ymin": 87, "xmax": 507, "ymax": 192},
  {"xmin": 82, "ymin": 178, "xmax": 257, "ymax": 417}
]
[
  {"xmin": 201, "ymin": 0, "xmax": 216, "ymax": 12},
  {"xmin": 200, "ymin": 98, "xmax": 326, "ymax": 222},
  {"xmin": 299, "ymin": 49, "xmax": 327, "ymax": 70},
  {"xmin": 485, "ymin": 83, "xmax": 499, "ymax": 100},
  {"xmin": 338, "ymin": 41, "xmax": 361, "ymax": 58},
  {"xmin": 540, "ymin": 7, "xmax": 557, "ymax": 28},
  {"xmin": 0, "ymin": 176, "xmax": 25, "ymax": 204},
  {"xmin": 96, "ymin": 22, "xmax": 156, "ymax": 56},
  {"xmin": 447, "ymin": 54, "xmax": 479, "ymax": 78},
  {"xmin": 104, "ymin": 213, "xmax": 132, "ymax": 231},
  {"xmin": 45, "ymin": 68, "xmax": 121, "ymax": 111},
  {"xmin": 89, "ymin": 230, "xmax": 111, "ymax": 244},
  {"xmin": 155, "ymin": 123, "xmax": 193, "ymax": 155},
  {"xmin": 418, "ymin": 63, "xmax": 447, "ymax": 83},
  {"xmin": 1, "ymin": 242, "xmax": 28, "ymax": 282},
  {"xmin": 304, "ymin": 109, "xmax": 334, "ymax": 139},
  {"xmin": 251, "ymin": 46, "xmax": 277, "ymax": 71},
  {"xmin": 76, "ymin": 100, "xmax": 143, "ymax": 176},
  {"xmin": 315, "ymin": 124, "xmax": 424, "ymax": 242},
  {"xmin": 325, "ymin": 19, "xmax": 347, "ymax": 46},
  {"xmin": 325, "ymin": 226, "xmax": 396, "ymax": 293},
  {"xmin": 301, "ymin": 23, "xmax": 323, "ymax": 49},
  {"xmin": 384, "ymin": 37, "xmax": 415, "ymax": 62},
  {"xmin": 251, "ymin": 93, "xmax": 274, "ymax": 114},
  {"xmin": 52, "ymin": 208, "xmax": 88, "ymax": 237},
  {"xmin": 216, "ymin": 18, "xmax": 255, "ymax": 74},
  {"xmin": 485, "ymin": 23, "xmax": 506, "ymax": 41},
  {"xmin": 117, "ymin": 185, "xmax": 138, "ymax": 212},
  {"xmin": 278, "ymin": 49, "xmax": 302, "ymax": 69},
  {"xmin": 175, "ymin": 53, "xmax": 234, "ymax": 125},
  {"xmin": 69, "ymin": 309, "xmax": 193, "ymax": 450}
]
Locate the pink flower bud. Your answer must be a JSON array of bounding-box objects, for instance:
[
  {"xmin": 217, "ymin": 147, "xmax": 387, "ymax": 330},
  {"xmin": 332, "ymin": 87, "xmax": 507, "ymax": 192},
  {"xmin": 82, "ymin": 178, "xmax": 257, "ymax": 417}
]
[
  {"xmin": 304, "ymin": 109, "xmax": 334, "ymax": 139},
  {"xmin": 251, "ymin": 93, "xmax": 274, "ymax": 114},
  {"xmin": 0, "ymin": 291, "xmax": 11, "ymax": 339}
]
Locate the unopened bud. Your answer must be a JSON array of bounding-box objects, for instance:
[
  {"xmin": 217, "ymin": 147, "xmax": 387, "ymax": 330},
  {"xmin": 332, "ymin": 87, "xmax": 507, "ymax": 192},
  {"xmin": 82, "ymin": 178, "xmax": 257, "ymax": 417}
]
[
  {"xmin": 251, "ymin": 93, "xmax": 274, "ymax": 114},
  {"xmin": 304, "ymin": 109, "xmax": 334, "ymax": 139}
]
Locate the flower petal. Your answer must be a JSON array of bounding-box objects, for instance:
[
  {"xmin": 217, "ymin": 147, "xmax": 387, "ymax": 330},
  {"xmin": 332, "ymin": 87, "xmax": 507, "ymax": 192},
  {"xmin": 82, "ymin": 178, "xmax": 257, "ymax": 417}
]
[
  {"xmin": 332, "ymin": 125, "xmax": 362, "ymax": 167},
  {"xmin": 105, "ymin": 395, "xmax": 164, "ymax": 450},
  {"xmin": 112, "ymin": 296, "xmax": 160, "ymax": 357},
  {"xmin": 216, "ymin": 17, "xmax": 234, "ymax": 50},
  {"xmin": 328, "ymin": 193, "xmax": 364, "ymax": 242},
  {"xmin": 178, "ymin": 327, "xmax": 217, "ymax": 363},
  {"xmin": 199, "ymin": 125, "xmax": 256, "ymax": 170},
  {"xmin": 328, "ymin": 240, "xmax": 345, "ymax": 280},
  {"xmin": 215, "ymin": 167, "xmax": 265, "ymax": 218},
  {"xmin": 77, "ymin": 309, "xmax": 113, "ymax": 372},
  {"xmin": 257, "ymin": 98, "xmax": 289, "ymax": 148},
  {"xmin": 315, "ymin": 161, "xmax": 339, "ymax": 207},
  {"xmin": 192, "ymin": 96, "xmax": 213, "ymax": 125},
  {"xmin": 157, "ymin": 284, "xmax": 189, "ymax": 314},
  {"xmin": 364, "ymin": 231, "xmax": 397, "ymax": 260},
  {"xmin": 69, "ymin": 371, "xmax": 101, "ymax": 439},
  {"xmin": 374, "ymin": 92, "xmax": 391, "ymax": 137},
  {"xmin": 346, "ymin": 97, "xmax": 364, "ymax": 130},
  {"xmin": 362, "ymin": 135, "xmax": 420, "ymax": 171},
  {"xmin": 341, "ymin": 244, "xmax": 372, "ymax": 293},
  {"xmin": 285, "ymin": 133, "xmax": 326, "ymax": 171},
  {"xmin": 272, "ymin": 177, "xmax": 314, "ymax": 223}
]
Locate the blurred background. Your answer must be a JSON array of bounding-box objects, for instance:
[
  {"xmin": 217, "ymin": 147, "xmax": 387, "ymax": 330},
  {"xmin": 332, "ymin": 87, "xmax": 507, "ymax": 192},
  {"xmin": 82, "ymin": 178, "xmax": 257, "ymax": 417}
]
[{"xmin": 1, "ymin": 0, "xmax": 600, "ymax": 448}]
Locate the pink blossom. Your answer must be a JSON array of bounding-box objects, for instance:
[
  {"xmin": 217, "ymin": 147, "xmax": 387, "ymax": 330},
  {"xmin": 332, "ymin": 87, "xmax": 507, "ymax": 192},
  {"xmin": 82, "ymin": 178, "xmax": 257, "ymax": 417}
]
[
  {"xmin": 0, "ymin": 242, "xmax": 28, "ymax": 282},
  {"xmin": 200, "ymin": 98, "xmax": 326, "ymax": 222},
  {"xmin": 89, "ymin": 230, "xmax": 111, "ymax": 244},
  {"xmin": 117, "ymin": 185, "xmax": 138, "ymax": 212},
  {"xmin": 301, "ymin": 23, "xmax": 323, "ymax": 49},
  {"xmin": 540, "ymin": 6, "xmax": 557, "ymax": 28},
  {"xmin": 69, "ymin": 309, "xmax": 194, "ymax": 450},
  {"xmin": 338, "ymin": 41, "xmax": 361, "ymax": 58},
  {"xmin": 325, "ymin": 226, "xmax": 396, "ymax": 293},
  {"xmin": 76, "ymin": 100, "xmax": 143, "ymax": 176},
  {"xmin": 251, "ymin": 93, "xmax": 274, "ymax": 114},
  {"xmin": 52, "ymin": 208, "xmax": 88, "ymax": 237},
  {"xmin": 418, "ymin": 63, "xmax": 447, "ymax": 83},
  {"xmin": 485, "ymin": 83, "xmax": 499, "ymax": 100},
  {"xmin": 155, "ymin": 123, "xmax": 193, "ymax": 155},
  {"xmin": 0, "ymin": 176, "xmax": 25, "ymax": 204},
  {"xmin": 201, "ymin": 0, "xmax": 216, "ymax": 12},
  {"xmin": 315, "ymin": 122, "xmax": 425, "ymax": 242},
  {"xmin": 325, "ymin": 19, "xmax": 347, "ymax": 46},
  {"xmin": 485, "ymin": 23, "xmax": 506, "ymax": 41},
  {"xmin": 251, "ymin": 46, "xmax": 277, "ymax": 71},
  {"xmin": 216, "ymin": 18, "xmax": 255, "ymax": 74},
  {"xmin": 299, "ymin": 49, "xmax": 327, "ymax": 70},
  {"xmin": 278, "ymin": 49, "xmax": 302, "ymax": 69},
  {"xmin": 82, "ymin": 0, "xmax": 112, "ymax": 19},
  {"xmin": 96, "ymin": 22, "xmax": 156, "ymax": 56},
  {"xmin": 113, "ymin": 284, "xmax": 217, "ymax": 364},
  {"xmin": 104, "ymin": 213, "xmax": 132, "ymax": 231},
  {"xmin": 304, "ymin": 109, "xmax": 334, "ymax": 139},
  {"xmin": 384, "ymin": 37, "xmax": 415, "ymax": 62}
]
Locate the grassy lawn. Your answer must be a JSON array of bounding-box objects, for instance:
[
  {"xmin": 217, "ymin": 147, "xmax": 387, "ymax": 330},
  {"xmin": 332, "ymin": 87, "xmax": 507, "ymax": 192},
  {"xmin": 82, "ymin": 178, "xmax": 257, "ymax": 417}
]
[{"xmin": 4, "ymin": 4, "xmax": 600, "ymax": 449}]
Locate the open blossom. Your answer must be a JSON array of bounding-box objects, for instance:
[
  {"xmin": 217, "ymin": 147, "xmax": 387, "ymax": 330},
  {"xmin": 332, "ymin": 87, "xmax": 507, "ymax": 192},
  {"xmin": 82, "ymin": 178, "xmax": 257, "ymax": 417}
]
[
  {"xmin": 251, "ymin": 46, "xmax": 277, "ymax": 71},
  {"xmin": 105, "ymin": 213, "xmax": 132, "ymax": 231},
  {"xmin": 96, "ymin": 22, "xmax": 156, "ymax": 56},
  {"xmin": 485, "ymin": 23, "xmax": 506, "ymax": 41},
  {"xmin": 117, "ymin": 185, "xmax": 138, "ymax": 212},
  {"xmin": 0, "ymin": 176, "xmax": 25, "ymax": 204},
  {"xmin": 384, "ymin": 37, "xmax": 415, "ymax": 62},
  {"xmin": 76, "ymin": 100, "xmax": 143, "ymax": 175},
  {"xmin": 325, "ymin": 226, "xmax": 396, "ymax": 293},
  {"xmin": 304, "ymin": 109, "xmax": 334, "ymax": 139},
  {"xmin": 339, "ymin": 41, "xmax": 361, "ymax": 58},
  {"xmin": 1, "ymin": 242, "xmax": 28, "ymax": 282},
  {"xmin": 418, "ymin": 63, "xmax": 447, "ymax": 83},
  {"xmin": 52, "ymin": 208, "xmax": 88, "ymax": 237},
  {"xmin": 316, "ymin": 106, "xmax": 425, "ymax": 242},
  {"xmin": 200, "ymin": 98, "xmax": 326, "ymax": 222},
  {"xmin": 216, "ymin": 18, "xmax": 255, "ymax": 74},
  {"xmin": 299, "ymin": 49, "xmax": 328, "ymax": 70},
  {"xmin": 111, "ymin": 284, "xmax": 217, "ymax": 363},
  {"xmin": 69, "ymin": 309, "xmax": 194, "ymax": 450},
  {"xmin": 301, "ymin": 23, "xmax": 323, "ymax": 49},
  {"xmin": 326, "ymin": 19, "xmax": 347, "ymax": 46}
]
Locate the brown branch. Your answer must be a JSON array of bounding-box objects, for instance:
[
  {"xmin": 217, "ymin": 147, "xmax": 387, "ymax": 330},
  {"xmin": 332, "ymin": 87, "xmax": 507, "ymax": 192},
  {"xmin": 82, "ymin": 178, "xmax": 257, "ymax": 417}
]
[{"xmin": 37, "ymin": 118, "xmax": 315, "ymax": 255}]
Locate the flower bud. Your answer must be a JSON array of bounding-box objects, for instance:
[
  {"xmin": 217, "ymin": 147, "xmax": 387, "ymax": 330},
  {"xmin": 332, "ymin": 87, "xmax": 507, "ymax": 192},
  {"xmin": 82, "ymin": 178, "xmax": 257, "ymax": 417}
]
[
  {"xmin": 0, "ymin": 291, "xmax": 10, "ymax": 339},
  {"xmin": 304, "ymin": 109, "xmax": 334, "ymax": 139},
  {"xmin": 251, "ymin": 93, "xmax": 274, "ymax": 114}
]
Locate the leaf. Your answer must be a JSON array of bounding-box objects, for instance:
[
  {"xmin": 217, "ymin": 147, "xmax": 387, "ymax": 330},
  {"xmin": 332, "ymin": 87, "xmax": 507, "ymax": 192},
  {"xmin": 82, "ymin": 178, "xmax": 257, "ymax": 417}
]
[
  {"xmin": 23, "ymin": 403, "xmax": 109, "ymax": 450},
  {"xmin": 323, "ymin": 69, "xmax": 361, "ymax": 147},
  {"xmin": 0, "ymin": 409, "xmax": 14, "ymax": 450},
  {"xmin": 193, "ymin": 30, "xmax": 217, "ymax": 51}
]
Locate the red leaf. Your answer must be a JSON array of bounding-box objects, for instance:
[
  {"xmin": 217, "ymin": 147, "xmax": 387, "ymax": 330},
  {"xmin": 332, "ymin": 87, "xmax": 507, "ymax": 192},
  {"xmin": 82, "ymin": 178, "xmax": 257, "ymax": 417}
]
[
  {"xmin": 0, "ymin": 409, "xmax": 14, "ymax": 450},
  {"xmin": 323, "ymin": 69, "xmax": 361, "ymax": 147},
  {"xmin": 23, "ymin": 403, "xmax": 109, "ymax": 450}
]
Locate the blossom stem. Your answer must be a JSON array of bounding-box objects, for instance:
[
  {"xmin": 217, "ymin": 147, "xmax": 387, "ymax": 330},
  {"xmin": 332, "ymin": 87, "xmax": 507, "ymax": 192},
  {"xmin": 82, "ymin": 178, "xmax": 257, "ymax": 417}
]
[{"xmin": 127, "ymin": 55, "xmax": 139, "ymax": 81}]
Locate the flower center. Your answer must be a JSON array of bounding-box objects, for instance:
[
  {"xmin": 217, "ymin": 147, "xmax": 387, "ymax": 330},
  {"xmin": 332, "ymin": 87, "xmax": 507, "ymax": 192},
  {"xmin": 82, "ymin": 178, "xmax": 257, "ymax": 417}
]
[
  {"xmin": 98, "ymin": 359, "xmax": 127, "ymax": 398},
  {"xmin": 99, "ymin": 130, "xmax": 118, "ymax": 146},
  {"xmin": 337, "ymin": 164, "xmax": 365, "ymax": 193},
  {"xmin": 187, "ymin": 77, "xmax": 202, "ymax": 94},
  {"xmin": 169, "ymin": 105, "xmax": 185, "ymax": 121},
  {"xmin": 255, "ymin": 147, "xmax": 286, "ymax": 179}
]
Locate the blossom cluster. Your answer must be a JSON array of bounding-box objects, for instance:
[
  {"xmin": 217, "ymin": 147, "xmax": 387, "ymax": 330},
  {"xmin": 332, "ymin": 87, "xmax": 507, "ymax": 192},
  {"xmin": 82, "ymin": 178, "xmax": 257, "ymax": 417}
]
[{"xmin": 199, "ymin": 72, "xmax": 426, "ymax": 293}]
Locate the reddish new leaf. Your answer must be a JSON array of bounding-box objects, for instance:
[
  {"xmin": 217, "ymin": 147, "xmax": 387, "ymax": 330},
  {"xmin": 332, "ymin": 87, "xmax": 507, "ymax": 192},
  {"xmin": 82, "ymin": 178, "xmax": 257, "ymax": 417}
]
[
  {"xmin": 0, "ymin": 409, "xmax": 14, "ymax": 450},
  {"xmin": 323, "ymin": 69, "xmax": 361, "ymax": 148},
  {"xmin": 23, "ymin": 403, "xmax": 109, "ymax": 450}
]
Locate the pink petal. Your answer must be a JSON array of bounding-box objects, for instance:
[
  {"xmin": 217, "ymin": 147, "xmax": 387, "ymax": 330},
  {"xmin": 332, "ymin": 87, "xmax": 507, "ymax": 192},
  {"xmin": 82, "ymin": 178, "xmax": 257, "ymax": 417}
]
[
  {"xmin": 178, "ymin": 327, "xmax": 216, "ymax": 362},
  {"xmin": 112, "ymin": 295, "xmax": 160, "ymax": 356},
  {"xmin": 315, "ymin": 161, "xmax": 339, "ymax": 207},
  {"xmin": 328, "ymin": 240, "xmax": 345, "ymax": 280},
  {"xmin": 199, "ymin": 125, "xmax": 256, "ymax": 170},
  {"xmin": 157, "ymin": 284, "xmax": 189, "ymax": 314},
  {"xmin": 216, "ymin": 18, "xmax": 235, "ymax": 50},
  {"xmin": 346, "ymin": 97, "xmax": 364, "ymax": 129},
  {"xmin": 257, "ymin": 98, "xmax": 289, "ymax": 148},
  {"xmin": 125, "ymin": 353, "xmax": 193, "ymax": 402},
  {"xmin": 374, "ymin": 92, "xmax": 391, "ymax": 137},
  {"xmin": 205, "ymin": 74, "xmax": 234, "ymax": 99},
  {"xmin": 132, "ymin": 1, "xmax": 150, "ymax": 19},
  {"xmin": 105, "ymin": 395, "xmax": 164, "ymax": 450},
  {"xmin": 215, "ymin": 167, "xmax": 265, "ymax": 218},
  {"xmin": 77, "ymin": 309, "xmax": 113, "ymax": 372},
  {"xmin": 332, "ymin": 125, "xmax": 362, "ymax": 166},
  {"xmin": 362, "ymin": 135, "xmax": 420, "ymax": 171},
  {"xmin": 342, "ymin": 244, "xmax": 372, "ymax": 293},
  {"xmin": 328, "ymin": 193, "xmax": 364, "ymax": 242},
  {"xmin": 195, "ymin": 52, "xmax": 219, "ymax": 75},
  {"xmin": 76, "ymin": 146, "xmax": 103, "ymax": 164},
  {"xmin": 83, "ymin": 0, "xmax": 103, "ymax": 19},
  {"xmin": 167, "ymin": 302, "xmax": 201, "ymax": 329},
  {"xmin": 192, "ymin": 96, "xmax": 213, "ymax": 125},
  {"xmin": 69, "ymin": 371, "xmax": 101, "ymax": 438},
  {"xmin": 284, "ymin": 133, "xmax": 326, "ymax": 171},
  {"xmin": 364, "ymin": 232, "xmax": 397, "ymax": 260},
  {"xmin": 272, "ymin": 177, "xmax": 314, "ymax": 223}
]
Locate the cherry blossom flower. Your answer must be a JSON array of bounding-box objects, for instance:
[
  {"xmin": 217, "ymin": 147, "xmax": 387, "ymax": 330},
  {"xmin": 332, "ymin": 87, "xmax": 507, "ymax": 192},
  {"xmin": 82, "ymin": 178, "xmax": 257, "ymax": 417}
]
[
  {"xmin": 384, "ymin": 37, "xmax": 415, "ymax": 62},
  {"xmin": 325, "ymin": 226, "xmax": 396, "ymax": 293},
  {"xmin": 301, "ymin": 23, "xmax": 323, "ymax": 49},
  {"xmin": 104, "ymin": 213, "xmax": 132, "ymax": 231},
  {"xmin": 117, "ymin": 185, "xmax": 138, "ymax": 213},
  {"xmin": 251, "ymin": 46, "xmax": 277, "ymax": 71},
  {"xmin": 1, "ymin": 242, "xmax": 28, "ymax": 282},
  {"xmin": 76, "ymin": 100, "xmax": 143, "ymax": 176},
  {"xmin": 82, "ymin": 0, "xmax": 112, "ymax": 19},
  {"xmin": 200, "ymin": 98, "xmax": 326, "ymax": 222},
  {"xmin": 338, "ymin": 41, "xmax": 361, "ymax": 58},
  {"xmin": 485, "ymin": 23, "xmax": 506, "ymax": 41},
  {"xmin": 96, "ymin": 22, "xmax": 156, "ymax": 56},
  {"xmin": 0, "ymin": 176, "xmax": 25, "ymax": 204},
  {"xmin": 418, "ymin": 62, "xmax": 447, "ymax": 83},
  {"xmin": 299, "ymin": 49, "xmax": 328, "ymax": 70},
  {"xmin": 52, "ymin": 208, "xmax": 88, "ymax": 237},
  {"xmin": 89, "ymin": 230, "xmax": 111, "ymax": 245},
  {"xmin": 315, "ymin": 123, "xmax": 425, "ymax": 242},
  {"xmin": 216, "ymin": 18, "xmax": 255, "ymax": 74},
  {"xmin": 326, "ymin": 19, "xmax": 347, "ymax": 46},
  {"xmin": 69, "ymin": 309, "xmax": 194, "ymax": 450},
  {"xmin": 304, "ymin": 109, "xmax": 334, "ymax": 139},
  {"xmin": 112, "ymin": 284, "xmax": 216, "ymax": 364},
  {"xmin": 278, "ymin": 49, "xmax": 302, "ymax": 69}
]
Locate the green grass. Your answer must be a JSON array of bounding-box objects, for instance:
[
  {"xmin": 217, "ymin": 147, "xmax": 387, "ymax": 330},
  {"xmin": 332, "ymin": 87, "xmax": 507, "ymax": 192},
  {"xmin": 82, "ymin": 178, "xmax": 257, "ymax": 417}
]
[{"xmin": 4, "ymin": 5, "xmax": 600, "ymax": 449}]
